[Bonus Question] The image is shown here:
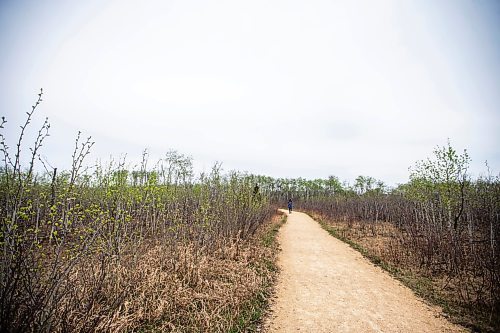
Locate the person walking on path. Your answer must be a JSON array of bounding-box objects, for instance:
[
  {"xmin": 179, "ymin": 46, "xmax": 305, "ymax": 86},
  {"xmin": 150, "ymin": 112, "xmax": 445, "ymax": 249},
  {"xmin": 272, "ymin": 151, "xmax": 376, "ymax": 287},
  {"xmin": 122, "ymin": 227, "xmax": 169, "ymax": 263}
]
[{"xmin": 288, "ymin": 199, "xmax": 293, "ymax": 213}]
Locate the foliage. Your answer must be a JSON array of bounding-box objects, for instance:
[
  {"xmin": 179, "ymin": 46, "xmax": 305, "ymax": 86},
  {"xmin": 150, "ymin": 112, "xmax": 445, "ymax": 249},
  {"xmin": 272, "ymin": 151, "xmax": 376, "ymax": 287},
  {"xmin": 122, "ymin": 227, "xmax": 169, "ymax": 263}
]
[
  {"xmin": 2, "ymin": 91, "xmax": 498, "ymax": 332},
  {"xmin": 408, "ymin": 139, "xmax": 471, "ymax": 230},
  {"xmin": 0, "ymin": 93, "xmax": 275, "ymax": 332}
]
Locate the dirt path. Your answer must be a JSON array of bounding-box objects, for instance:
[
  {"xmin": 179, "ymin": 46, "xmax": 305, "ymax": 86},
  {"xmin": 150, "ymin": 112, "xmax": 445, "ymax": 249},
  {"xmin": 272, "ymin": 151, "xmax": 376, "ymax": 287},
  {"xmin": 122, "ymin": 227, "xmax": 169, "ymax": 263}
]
[{"xmin": 265, "ymin": 210, "xmax": 465, "ymax": 333}]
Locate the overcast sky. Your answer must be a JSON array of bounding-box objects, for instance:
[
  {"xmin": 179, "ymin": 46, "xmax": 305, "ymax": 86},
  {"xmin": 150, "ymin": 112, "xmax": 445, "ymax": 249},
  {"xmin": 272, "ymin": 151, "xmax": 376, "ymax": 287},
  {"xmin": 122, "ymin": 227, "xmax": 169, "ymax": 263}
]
[{"xmin": 1, "ymin": 0, "xmax": 499, "ymax": 185}]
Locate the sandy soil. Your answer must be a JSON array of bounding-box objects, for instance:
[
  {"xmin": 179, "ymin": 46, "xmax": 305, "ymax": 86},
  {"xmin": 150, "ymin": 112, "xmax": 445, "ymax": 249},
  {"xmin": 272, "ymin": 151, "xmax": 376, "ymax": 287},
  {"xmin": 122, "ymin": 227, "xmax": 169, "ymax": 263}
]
[{"xmin": 265, "ymin": 210, "xmax": 466, "ymax": 333}]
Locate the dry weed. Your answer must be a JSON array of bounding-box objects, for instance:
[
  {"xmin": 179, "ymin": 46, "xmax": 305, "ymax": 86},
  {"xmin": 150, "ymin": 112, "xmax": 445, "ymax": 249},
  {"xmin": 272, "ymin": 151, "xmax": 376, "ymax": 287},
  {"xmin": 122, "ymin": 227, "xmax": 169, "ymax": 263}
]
[{"xmin": 43, "ymin": 214, "xmax": 282, "ymax": 332}]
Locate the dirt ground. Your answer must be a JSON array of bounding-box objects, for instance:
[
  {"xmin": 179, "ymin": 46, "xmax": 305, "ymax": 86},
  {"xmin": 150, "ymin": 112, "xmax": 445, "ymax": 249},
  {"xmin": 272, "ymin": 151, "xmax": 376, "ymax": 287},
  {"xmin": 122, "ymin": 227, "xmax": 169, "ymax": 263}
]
[{"xmin": 264, "ymin": 210, "xmax": 466, "ymax": 333}]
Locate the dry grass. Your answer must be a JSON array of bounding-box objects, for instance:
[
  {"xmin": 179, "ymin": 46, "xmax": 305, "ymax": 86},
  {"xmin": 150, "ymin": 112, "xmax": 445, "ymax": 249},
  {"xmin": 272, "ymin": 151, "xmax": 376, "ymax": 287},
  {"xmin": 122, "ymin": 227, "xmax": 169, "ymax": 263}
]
[{"xmin": 40, "ymin": 213, "xmax": 285, "ymax": 332}]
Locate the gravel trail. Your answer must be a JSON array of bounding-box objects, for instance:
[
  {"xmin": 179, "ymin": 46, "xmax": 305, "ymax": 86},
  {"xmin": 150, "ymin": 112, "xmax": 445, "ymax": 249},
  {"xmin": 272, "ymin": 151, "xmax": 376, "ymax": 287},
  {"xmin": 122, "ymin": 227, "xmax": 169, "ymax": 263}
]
[{"xmin": 266, "ymin": 210, "xmax": 465, "ymax": 333}]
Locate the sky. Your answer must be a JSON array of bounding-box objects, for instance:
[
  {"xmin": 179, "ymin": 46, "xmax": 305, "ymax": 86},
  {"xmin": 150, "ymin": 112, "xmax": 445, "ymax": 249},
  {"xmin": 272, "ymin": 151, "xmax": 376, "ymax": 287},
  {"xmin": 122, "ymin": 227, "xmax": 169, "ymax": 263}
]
[{"xmin": 1, "ymin": 0, "xmax": 499, "ymax": 185}]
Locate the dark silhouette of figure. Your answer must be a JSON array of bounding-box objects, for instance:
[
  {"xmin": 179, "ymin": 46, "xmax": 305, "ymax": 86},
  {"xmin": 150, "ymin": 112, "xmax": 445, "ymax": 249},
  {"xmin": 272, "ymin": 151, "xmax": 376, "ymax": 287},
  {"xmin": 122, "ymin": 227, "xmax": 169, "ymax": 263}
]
[
  {"xmin": 288, "ymin": 199, "xmax": 293, "ymax": 214},
  {"xmin": 253, "ymin": 183, "xmax": 259, "ymax": 198}
]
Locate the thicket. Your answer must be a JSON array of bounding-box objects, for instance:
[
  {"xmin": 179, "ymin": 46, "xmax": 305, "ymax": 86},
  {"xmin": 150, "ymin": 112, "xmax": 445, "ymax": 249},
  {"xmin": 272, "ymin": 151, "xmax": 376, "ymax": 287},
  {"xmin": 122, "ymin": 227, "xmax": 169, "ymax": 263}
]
[
  {"xmin": 280, "ymin": 142, "xmax": 499, "ymax": 332},
  {"xmin": 0, "ymin": 91, "xmax": 276, "ymax": 332},
  {"xmin": 2, "ymin": 90, "xmax": 498, "ymax": 332}
]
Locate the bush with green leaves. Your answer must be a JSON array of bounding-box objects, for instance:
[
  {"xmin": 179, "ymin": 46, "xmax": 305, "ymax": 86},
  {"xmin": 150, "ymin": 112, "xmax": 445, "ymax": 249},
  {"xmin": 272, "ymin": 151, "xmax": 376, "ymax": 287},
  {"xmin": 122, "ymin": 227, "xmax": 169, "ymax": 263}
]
[{"xmin": 0, "ymin": 91, "xmax": 274, "ymax": 332}]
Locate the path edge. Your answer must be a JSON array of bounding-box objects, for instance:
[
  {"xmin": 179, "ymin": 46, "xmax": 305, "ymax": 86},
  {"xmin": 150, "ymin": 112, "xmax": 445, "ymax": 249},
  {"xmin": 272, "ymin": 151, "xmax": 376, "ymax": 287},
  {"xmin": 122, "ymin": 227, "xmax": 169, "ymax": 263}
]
[
  {"xmin": 304, "ymin": 211, "xmax": 475, "ymax": 333},
  {"xmin": 230, "ymin": 210, "xmax": 287, "ymax": 333}
]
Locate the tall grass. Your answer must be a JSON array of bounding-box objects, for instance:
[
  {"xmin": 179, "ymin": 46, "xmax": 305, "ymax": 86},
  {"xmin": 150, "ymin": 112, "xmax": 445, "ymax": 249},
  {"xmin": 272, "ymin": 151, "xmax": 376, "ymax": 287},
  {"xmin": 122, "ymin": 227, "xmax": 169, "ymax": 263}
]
[{"xmin": 0, "ymin": 92, "xmax": 276, "ymax": 332}]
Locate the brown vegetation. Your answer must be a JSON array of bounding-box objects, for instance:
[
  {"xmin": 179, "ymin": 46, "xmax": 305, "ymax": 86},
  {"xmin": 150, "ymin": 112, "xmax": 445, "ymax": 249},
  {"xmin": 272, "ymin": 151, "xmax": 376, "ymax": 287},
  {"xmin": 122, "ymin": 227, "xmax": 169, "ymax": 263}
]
[
  {"xmin": 0, "ymin": 93, "xmax": 284, "ymax": 332},
  {"xmin": 48, "ymin": 214, "xmax": 284, "ymax": 332}
]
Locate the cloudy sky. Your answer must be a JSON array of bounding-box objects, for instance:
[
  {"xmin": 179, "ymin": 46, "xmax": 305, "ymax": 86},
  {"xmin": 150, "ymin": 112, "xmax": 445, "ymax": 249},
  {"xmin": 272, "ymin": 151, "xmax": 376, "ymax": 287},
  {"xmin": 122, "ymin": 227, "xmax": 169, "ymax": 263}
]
[{"xmin": 1, "ymin": 0, "xmax": 499, "ymax": 185}]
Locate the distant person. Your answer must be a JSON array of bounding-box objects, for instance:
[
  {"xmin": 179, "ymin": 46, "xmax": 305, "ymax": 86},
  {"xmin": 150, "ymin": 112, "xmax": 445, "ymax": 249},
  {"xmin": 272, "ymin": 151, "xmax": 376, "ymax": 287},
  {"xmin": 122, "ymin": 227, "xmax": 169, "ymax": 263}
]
[
  {"xmin": 288, "ymin": 199, "xmax": 293, "ymax": 214},
  {"xmin": 253, "ymin": 183, "xmax": 259, "ymax": 199}
]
